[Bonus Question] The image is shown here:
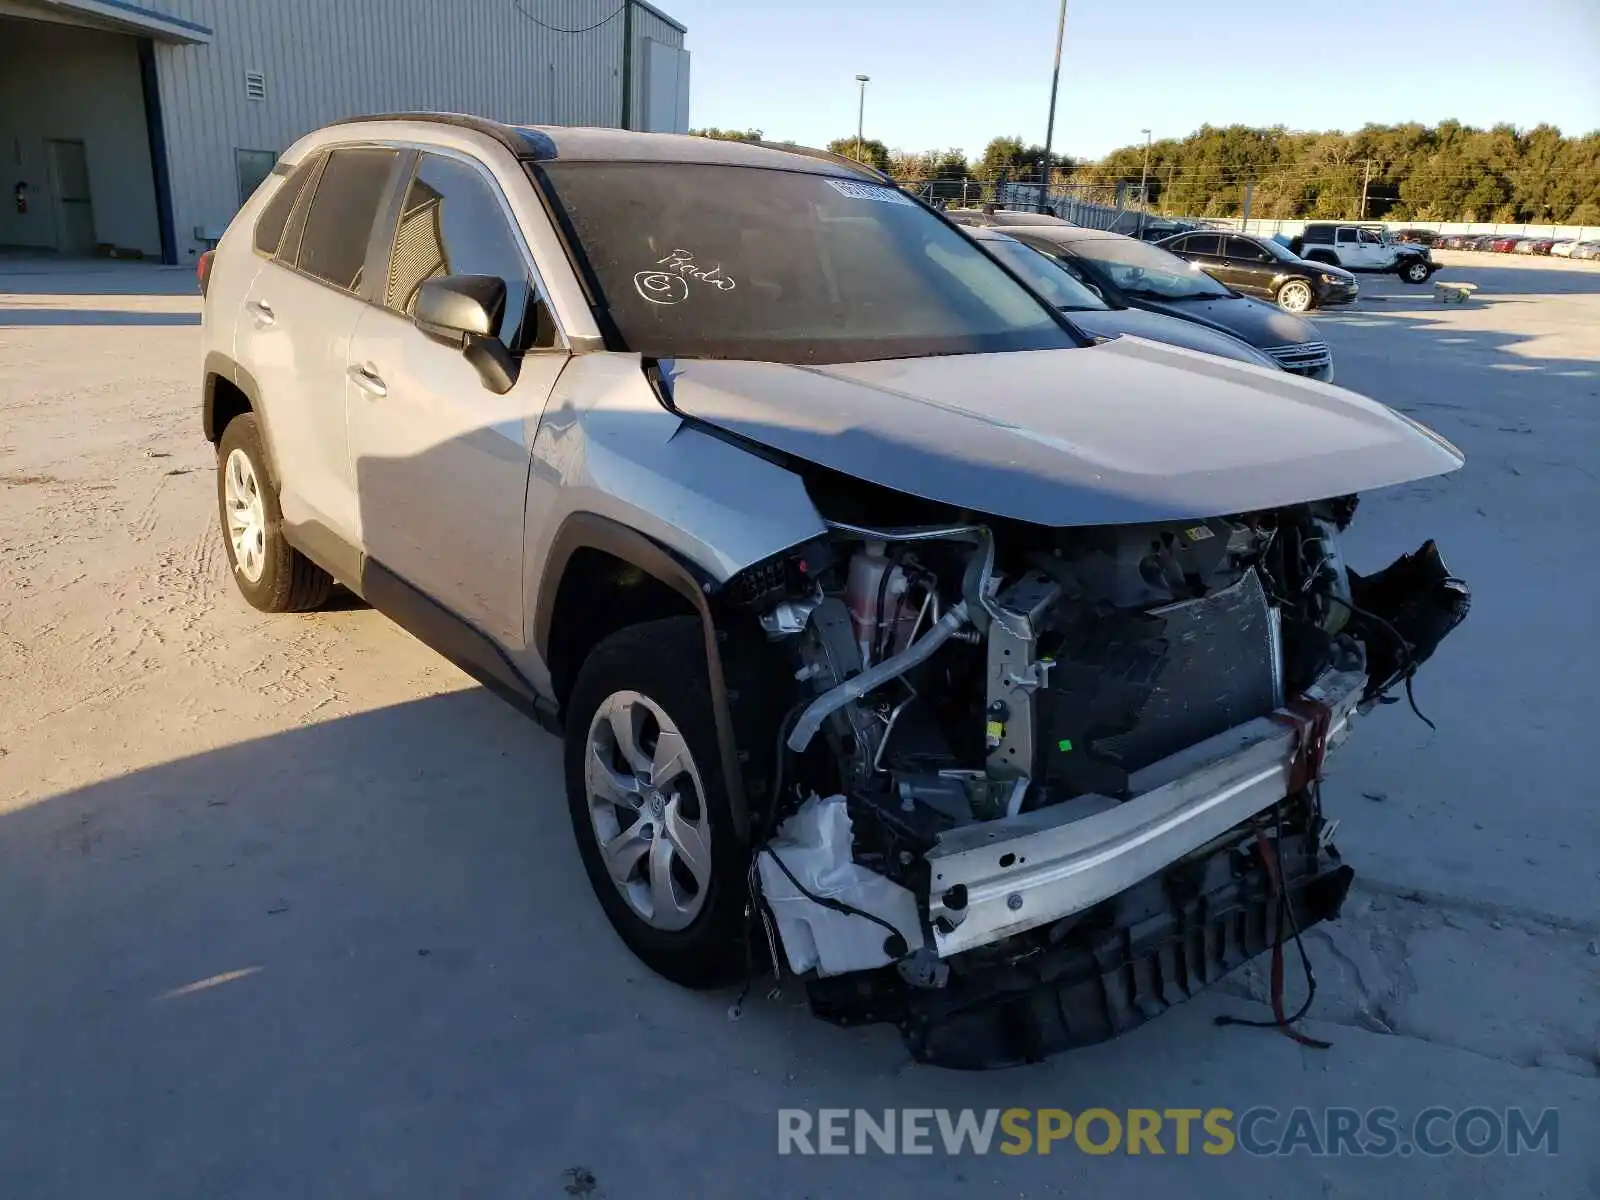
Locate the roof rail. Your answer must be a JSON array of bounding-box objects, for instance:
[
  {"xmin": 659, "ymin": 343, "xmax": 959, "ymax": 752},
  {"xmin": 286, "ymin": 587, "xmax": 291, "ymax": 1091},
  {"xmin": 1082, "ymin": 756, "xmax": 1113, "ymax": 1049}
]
[
  {"xmin": 325, "ymin": 112, "xmax": 557, "ymax": 160},
  {"xmin": 750, "ymin": 140, "xmax": 893, "ymax": 184}
]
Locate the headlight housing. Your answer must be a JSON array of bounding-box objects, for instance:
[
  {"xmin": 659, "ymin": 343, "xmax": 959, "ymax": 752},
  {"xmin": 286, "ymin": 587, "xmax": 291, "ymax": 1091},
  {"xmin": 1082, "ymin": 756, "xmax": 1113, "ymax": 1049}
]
[{"xmin": 1320, "ymin": 272, "xmax": 1344, "ymax": 285}]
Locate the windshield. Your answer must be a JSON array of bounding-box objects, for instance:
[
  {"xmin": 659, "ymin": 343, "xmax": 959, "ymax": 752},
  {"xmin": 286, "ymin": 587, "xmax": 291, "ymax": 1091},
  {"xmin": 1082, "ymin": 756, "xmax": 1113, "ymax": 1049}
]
[
  {"xmin": 1257, "ymin": 237, "xmax": 1300, "ymax": 262},
  {"xmin": 979, "ymin": 237, "xmax": 1109, "ymax": 311},
  {"xmin": 536, "ymin": 163, "xmax": 1076, "ymax": 363},
  {"xmin": 1063, "ymin": 236, "xmax": 1233, "ymax": 301}
]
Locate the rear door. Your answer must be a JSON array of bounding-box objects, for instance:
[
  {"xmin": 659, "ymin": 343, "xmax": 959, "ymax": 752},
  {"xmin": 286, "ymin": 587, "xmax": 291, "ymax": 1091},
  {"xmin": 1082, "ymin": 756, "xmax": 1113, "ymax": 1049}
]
[
  {"xmin": 235, "ymin": 145, "xmax": 402, "ymax": 554},
  {"xmin": 344, "ymin": 149, "xmax": 569, "ymax": 648},
  {"xmin": 1220, "ymin": 236, "xmax": 1274, "ymax": 296}
]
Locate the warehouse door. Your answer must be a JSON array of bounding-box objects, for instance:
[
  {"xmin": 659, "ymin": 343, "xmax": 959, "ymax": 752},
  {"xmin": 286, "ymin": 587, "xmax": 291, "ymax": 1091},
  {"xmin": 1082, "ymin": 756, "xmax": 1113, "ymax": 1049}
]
[{"xmin": 48, "ymin": 140, "xmax": 98, "ymax": 255}]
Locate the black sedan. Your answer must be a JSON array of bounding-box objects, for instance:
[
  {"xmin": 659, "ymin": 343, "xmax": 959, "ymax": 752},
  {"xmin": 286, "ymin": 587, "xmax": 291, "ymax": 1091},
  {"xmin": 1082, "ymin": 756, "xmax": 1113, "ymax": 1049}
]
[
  {"xmin": 998, "ymin": 226, "xmax": 1336, "ymax": 380},
  {"xmin": 1157, "ymin": 231, "xmax": 1359, "ymax": 313},
  {"xmin": 963, "ymin": 226, "xmax": 1289, "ymax": 372}
]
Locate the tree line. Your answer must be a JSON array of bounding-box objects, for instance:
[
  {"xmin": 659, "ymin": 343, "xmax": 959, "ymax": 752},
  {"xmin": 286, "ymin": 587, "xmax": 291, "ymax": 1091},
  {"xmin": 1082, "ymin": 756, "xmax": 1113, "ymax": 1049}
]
[{"xmin": 690, "ymin": 122, "xmax": 1600, "ymax": 223}]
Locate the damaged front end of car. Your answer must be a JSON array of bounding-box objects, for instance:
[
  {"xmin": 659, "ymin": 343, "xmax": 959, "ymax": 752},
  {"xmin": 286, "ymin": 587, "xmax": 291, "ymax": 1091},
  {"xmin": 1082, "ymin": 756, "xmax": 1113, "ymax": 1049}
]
[{"xmin": 720, "ymin": 499, "xmax": 1468, "ymax": 1069}]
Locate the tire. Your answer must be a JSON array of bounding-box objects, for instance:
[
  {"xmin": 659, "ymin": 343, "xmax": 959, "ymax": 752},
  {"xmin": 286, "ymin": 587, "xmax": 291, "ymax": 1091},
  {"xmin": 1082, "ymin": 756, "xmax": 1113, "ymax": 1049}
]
[
  {"xmin": 1399, "ymin": 258, "xmax": 1431, "ymax": 284},
  {"xmin": 215, "ymin": 413, "xmax": 332, "ymax": 613},
  {"xmin": 1276, "ymin": 278, "xmax": 1316, "ymax": 313},
  {"xmin": 564, "ymin": 616, "xmax": 746, "ymax": 988}
]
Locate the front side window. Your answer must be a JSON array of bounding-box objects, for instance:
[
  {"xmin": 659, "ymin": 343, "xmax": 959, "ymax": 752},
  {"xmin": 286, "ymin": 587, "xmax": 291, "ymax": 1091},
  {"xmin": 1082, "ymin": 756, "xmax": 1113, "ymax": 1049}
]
[
  {"xmin": 536, "ymin": 163, "xmax": 1074, "ymax": 363},
  {"xmin": 1185, "ymin": 233, "xmax": 1222, "ymax": 255},
  {"xmin": 295, "ymin": 147, "xmax": 399, "ymax": 292},
  {"xmin": 1225, "ymin": 237, "xmax": 1269, "ymax": 262},
  {"xmin": 1053, "ymin": 236, "xmax": 1233, "ymax": 301},
  {"xmin": 385, "ymin": 154, "xmax": 545, "ymax": 347},
  {"xmin": 1358, "ymin": 229, "xmax": 1383, "ymax": 245}
]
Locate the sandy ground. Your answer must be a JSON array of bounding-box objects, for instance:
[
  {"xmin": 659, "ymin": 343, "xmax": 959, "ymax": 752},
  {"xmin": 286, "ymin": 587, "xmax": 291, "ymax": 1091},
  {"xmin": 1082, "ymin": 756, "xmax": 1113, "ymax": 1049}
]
[{"xmin": 1, "ymin": 252, "xmax": 1597, "ymax": 1198}]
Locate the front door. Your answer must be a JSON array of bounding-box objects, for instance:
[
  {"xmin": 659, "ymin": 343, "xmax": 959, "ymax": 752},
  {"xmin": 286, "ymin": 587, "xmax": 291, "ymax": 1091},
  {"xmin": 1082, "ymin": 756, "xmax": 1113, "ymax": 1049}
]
[
  {"xmin": 1220, "ymin": 236, "xmax": 1273, "ymax": 296},
  {"xmin": 345, "ymin": 151, "xmax": 568, "ymax": 648},
  {"xmin": 46, "ymin": 139, "xmax": 95, "ymax": 255}
]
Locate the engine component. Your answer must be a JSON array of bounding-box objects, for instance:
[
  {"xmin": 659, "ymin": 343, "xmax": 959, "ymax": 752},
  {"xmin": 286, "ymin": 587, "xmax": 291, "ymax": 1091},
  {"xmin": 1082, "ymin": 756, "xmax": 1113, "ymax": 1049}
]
[
  {"xmin": 788, "ymin": 600, "xmax": 972, "ymax": 755},
  {"xmin": 844, "ymin": 542, "xmax": 909, "ymax": 666},
  {"xmin": 1038, "ymin": 569, "xmax": 1283, "ymax": 799},
  {"xmin": 983, "ymin": 571, "xmax": 1063, "ymax": 800},
  {"xmin": 758, "ymin": 794, "xmax": 924, "ymax": 976},
  {"xmin": 794, "ymin": 597, "xmax": 880, "ymax": 785}
]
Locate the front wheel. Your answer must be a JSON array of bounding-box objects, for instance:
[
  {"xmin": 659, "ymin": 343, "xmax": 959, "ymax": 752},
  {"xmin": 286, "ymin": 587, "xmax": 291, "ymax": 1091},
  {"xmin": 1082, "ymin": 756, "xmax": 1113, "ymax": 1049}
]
[
  {"xmin": 564, "ymin": 616, "xmax": 747, "ymax": 988},
  {"xmin": 1400, "ymin": 258, "xmax": 1432, "ymax": 284},
  {"xmin": 1276, "ymin": 279, "xmax": 1316, "ymax": 313}
]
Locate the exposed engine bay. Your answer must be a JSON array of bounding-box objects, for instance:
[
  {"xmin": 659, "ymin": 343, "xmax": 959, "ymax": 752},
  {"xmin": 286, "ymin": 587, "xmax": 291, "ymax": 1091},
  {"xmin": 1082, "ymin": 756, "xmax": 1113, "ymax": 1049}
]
[{"xmin": 734, "ymin": 499, "xmax": 1469, "ymax": 1067}]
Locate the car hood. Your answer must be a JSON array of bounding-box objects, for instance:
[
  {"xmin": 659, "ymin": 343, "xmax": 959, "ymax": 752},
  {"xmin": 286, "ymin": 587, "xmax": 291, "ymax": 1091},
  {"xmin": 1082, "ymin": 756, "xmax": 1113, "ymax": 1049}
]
[
  {"xmin": 662, "ymin": 339, "xmax": 1463, "ymax": 527},
  {"xmin": 1126, "ymin": 293, "xmax": 1320, "ymax": 349},
  {"xmin": 1066, "ymin": 308, "xmax": 1275, "ymax": 367}
]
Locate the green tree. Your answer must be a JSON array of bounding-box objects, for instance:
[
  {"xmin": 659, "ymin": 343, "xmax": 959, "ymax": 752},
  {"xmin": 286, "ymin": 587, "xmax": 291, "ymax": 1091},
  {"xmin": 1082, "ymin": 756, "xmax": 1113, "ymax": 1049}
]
[
  {"xmin": 689, "ymin": 127, "xmax": 764, "ymax": 142},
  {"xmin": 825, "ymin": 136, "xmax": 892, "ymax": 172}
]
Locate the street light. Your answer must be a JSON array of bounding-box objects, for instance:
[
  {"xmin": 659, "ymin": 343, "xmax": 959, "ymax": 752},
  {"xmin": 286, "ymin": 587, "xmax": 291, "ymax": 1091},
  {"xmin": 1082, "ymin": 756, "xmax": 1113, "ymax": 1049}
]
[
  {"xmin": 854, "ymin": 74, "xmax": 871, "ymax": 165},
  {"xmin": 1138, "ymin": 128, "xmax": 1152, "ymax": 236},
  {"xmin": 1038, "ymin": 0, "xmax": 1068, "ymax": 212}
]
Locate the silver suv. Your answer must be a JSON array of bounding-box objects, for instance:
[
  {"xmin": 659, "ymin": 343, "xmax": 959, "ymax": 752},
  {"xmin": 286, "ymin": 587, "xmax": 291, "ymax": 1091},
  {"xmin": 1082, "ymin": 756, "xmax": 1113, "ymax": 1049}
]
[{"xmin": 200, "ymin": 114, "xmax": 1470, "ymax": 1067}]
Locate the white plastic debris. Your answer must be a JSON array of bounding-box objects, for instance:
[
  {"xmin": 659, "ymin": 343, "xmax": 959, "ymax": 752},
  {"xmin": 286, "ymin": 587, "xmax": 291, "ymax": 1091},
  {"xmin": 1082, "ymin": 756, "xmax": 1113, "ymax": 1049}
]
[{"xmin": 757, "ymin": 794, "xmax": 924, "ymax": 977}]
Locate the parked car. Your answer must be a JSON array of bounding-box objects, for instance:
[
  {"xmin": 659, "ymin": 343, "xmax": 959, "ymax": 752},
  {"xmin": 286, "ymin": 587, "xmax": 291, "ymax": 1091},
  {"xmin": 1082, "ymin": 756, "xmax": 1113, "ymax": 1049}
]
[
  {"xmin": 1392, "ymin": 228, "xmax": 1440, "ymax": 246},
  {"xmin": 999, "ymin": 225, "xmax": 1338, "ymax": 379},
  {"xmin": 1516, "ymin": 238, "xmax": 1555, "ymax": 255},
  {"xmin": 1572, "ymin": 241, "xmax": 1600, "ymax": 260},
  {"xmin": 962, "ymin": 226, "xmax": 1290, "ymax": 370},
  {"xmin": 1549, "ymin": 239, "xmax": 1578, "ymax": 257},
  {"xmin": 1157, "ymin": 230, "xmax": 1359, "ymax": 313},
  {"xmin": 200, "ymin": 114, "xmax": 1469, "ymax": 1068},
  {"xmin": 1436, "ymin": 234, "xmax": 1469, "ymax": 250},
  {"xmin": 1489, "ymin": 236, "xmax": 1526, "ymax": 253},
  {"xmin": 943, "ymin": 207, "xmax": 1074, "ymax": 228},
  {"xmin": 1293, "ymin": 223, "xmax": 1437, "ymax": 283}
]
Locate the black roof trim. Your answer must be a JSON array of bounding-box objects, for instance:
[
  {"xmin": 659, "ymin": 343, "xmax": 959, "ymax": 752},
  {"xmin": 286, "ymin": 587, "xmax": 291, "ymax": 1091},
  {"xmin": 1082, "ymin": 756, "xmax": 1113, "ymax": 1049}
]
[
  {"xmin": 324, "ymin": 112, "xmax": 556, "ymax": 160},
  {"xmin": 749, "ymin": 141, "xmax": 892, "ymax": 184}
]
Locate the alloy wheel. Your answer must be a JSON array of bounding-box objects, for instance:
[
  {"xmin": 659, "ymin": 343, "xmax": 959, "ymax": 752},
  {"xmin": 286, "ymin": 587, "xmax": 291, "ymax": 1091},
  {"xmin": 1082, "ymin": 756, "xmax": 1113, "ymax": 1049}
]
[
  {"xmin": 1279, "ymin": 281, "xmax": 1313, "ymax": 312},
  {"xmin": 224, "ymin": 447, "xmax": 267, "ymax": 583},
  {"xmin": 584, "ymin": 689, "xmax": 713, "ymax": 932}
]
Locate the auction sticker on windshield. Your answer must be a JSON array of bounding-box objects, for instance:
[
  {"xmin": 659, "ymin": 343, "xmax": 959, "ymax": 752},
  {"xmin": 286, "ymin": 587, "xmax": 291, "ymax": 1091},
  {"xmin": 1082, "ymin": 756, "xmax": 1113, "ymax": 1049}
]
[{"xmin": 826, "ymin": 179, "xmax": 916, "ymax": 206}]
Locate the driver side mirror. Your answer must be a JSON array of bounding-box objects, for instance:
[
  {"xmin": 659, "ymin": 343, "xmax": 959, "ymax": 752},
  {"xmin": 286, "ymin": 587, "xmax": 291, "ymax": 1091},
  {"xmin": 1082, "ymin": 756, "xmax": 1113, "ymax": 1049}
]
[{"xmin": 414, "ymin": 275, "xmax": 519, "ymax": 395}]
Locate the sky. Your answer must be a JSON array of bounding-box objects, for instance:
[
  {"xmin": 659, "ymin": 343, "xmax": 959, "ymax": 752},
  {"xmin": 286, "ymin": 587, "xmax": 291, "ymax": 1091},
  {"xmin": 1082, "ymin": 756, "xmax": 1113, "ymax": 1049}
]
[{"xmin": 661, "ymin": 0, "xmax": 1600, "ymax": 162}]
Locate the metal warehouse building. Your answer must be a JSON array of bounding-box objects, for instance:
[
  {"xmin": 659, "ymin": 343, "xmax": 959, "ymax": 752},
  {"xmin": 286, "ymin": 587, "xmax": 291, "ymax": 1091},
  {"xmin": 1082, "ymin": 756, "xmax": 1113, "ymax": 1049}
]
[{"xmin": 0, "ymin": 0, "xmax": 689, "ymax": 265}]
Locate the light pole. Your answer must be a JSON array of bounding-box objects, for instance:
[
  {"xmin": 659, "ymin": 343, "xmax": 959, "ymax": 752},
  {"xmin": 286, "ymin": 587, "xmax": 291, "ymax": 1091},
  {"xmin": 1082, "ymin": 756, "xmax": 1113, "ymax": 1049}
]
[
  {"xmin": 854, "ymin": 74, "xmax": 870, "ymax": 164},
  {"xmin": 1038, "ymin": 0, "xmax": 1068, "ymax": 212},
  {"xmin": 1138, "ymin": 128, "xmax": 1152, "ymax": 237}
]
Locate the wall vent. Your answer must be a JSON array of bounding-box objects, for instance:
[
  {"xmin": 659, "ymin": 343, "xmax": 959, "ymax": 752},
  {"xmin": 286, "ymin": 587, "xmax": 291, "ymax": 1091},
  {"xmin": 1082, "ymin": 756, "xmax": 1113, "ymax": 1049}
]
[{"xmin": 244, "ymin": 70, "xmax": 266, "ymax": 101}]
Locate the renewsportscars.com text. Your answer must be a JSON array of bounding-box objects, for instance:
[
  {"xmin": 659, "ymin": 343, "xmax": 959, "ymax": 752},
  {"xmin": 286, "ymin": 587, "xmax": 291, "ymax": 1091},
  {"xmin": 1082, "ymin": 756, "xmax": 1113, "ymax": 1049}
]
[{"xmin": 777, "ymin": 1106, "xmax": 1559, "ymax": 1157}]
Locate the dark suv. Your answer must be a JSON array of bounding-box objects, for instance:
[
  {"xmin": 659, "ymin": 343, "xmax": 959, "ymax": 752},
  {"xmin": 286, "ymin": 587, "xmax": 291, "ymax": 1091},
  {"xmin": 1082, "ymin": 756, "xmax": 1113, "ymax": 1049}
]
[{"xmin": 1158, "ymin": 231, "xmax": 1359, "ymax": 313}]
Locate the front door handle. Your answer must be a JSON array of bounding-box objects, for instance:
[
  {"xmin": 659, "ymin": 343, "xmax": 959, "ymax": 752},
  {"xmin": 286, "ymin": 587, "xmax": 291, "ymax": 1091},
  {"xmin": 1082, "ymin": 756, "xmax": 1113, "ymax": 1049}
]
[
  {"xmin": 348, "ymin": 363, "xmax": 387, "ymax": 397},
  {"xmin": 247, "ymin": 298, "xmax": 275, "ymax": 326}
]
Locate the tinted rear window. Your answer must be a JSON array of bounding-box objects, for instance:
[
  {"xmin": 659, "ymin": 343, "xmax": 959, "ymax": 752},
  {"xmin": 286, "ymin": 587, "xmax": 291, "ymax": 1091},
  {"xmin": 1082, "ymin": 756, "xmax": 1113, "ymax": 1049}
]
[
  {"xmin": 294, "ymin": 147, "xmax": 399, "ymax": 292},
  {"xmin": 537, "ymin": 162, "xmax": 1075, "ymax": 363},
  {"xmin": 253, "ymin": 155, "xmax": 320, "ymax": 256}
]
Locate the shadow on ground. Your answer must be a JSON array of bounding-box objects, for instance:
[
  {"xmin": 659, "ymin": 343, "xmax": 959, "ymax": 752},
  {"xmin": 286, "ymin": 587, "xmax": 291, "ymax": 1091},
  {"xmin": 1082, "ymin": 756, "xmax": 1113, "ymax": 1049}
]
[{"xmin": 0, "ymin": 308, "xmax": 200, "ymax": 327}]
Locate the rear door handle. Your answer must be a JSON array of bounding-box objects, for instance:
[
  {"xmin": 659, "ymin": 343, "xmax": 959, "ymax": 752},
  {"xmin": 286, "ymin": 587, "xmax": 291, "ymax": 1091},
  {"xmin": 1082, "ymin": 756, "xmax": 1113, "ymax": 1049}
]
[
  {"xmin": 247, "ymin": 298, "xmax": 275, "ymax": 325},
  {"xmin": 348, "ymin": 364, "xmax": 387, "ymax": 397}
]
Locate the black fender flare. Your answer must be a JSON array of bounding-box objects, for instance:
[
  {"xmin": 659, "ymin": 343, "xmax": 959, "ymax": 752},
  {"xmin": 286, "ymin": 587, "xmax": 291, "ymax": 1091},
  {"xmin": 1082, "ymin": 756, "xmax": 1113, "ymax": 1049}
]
[
  {"xmin": 1303, "ymin": 248, "xmax": 1340, "ymax": 267},
  {"xmin": 534, "ymin": 512, "xmax": 754, "ymax": 841}
]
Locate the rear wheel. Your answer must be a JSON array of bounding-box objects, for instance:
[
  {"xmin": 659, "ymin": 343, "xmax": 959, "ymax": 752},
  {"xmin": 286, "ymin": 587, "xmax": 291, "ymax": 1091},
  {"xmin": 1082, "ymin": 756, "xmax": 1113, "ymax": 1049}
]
[
  {"xmin": 215, "ymin": 414, "xmax": 332, "ymax": 613},
  {"xmin": 1276, "ymin": 278, "xmax": 1316, "ymax": 313},
  {"xmin": 564, "ymin": 616, "xmax": 746, "ymax": 988}
]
